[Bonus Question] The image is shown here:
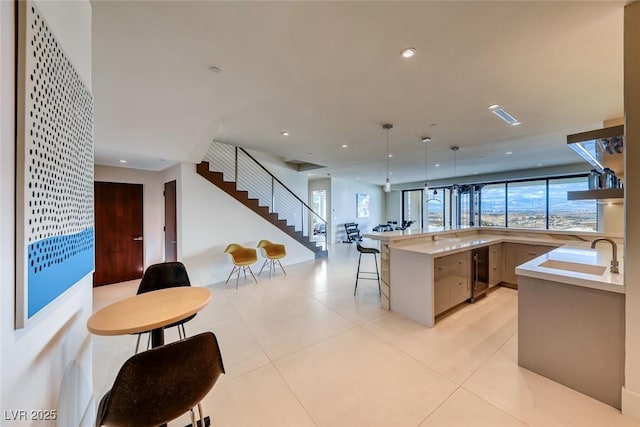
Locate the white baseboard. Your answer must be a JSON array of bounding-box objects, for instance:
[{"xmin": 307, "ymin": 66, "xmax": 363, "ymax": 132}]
[{"xmin": 622, "ymin": 387, "xmax": 640, "ymax": 421}]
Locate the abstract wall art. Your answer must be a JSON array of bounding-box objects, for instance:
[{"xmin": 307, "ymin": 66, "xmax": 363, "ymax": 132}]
[{"xmin": 16, "ymin": 1, "xmax": 94, "ymax": 328}]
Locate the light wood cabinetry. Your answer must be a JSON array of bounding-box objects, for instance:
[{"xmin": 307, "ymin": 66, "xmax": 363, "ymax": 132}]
[
  {"xmin": 488, "ymin": 243, "xmax": 503, "ymax": 287},
  {"xmin": 503, "ymin": 243, "xmax": 556, "ymax": 285},
  {"xmin": 434, "ymin": 251, "xmax": 471, "ymax": 315}
]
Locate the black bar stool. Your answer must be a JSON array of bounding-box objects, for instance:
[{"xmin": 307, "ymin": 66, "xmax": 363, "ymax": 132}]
[{"xmin": 354, "ymin": 242, "xmax": 381, "ymax": 296}]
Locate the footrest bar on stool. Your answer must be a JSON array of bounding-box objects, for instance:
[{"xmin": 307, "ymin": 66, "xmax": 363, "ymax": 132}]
[{"xmin": 184, "ymin": 415, "xmax": 210, "ymax": 427}]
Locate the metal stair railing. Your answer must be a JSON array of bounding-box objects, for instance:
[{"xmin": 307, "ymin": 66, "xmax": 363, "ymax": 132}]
[{"xmin": 204, "ymin": 141, "xmax": 328, "ymax": 240}]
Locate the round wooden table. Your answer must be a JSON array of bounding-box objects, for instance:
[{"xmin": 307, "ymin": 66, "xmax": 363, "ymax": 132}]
[{"xmin": 87, "ymin": 287, "xmax": 211, "ymax": 347}]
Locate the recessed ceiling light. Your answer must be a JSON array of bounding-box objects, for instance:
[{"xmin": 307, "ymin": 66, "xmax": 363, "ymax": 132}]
[
  {"xmin": 505, "ymin": 151, "xmax": 513, "ymax": 155},
  {"xmin": 281, "ymin": 131, "xmax": 290, "ymax": 136},
  {"xmin": 537, "ymin": 163, "xmax": 543, "ymax": 167},
  {"xmin": 119, "ymin": 160, "xmax": 127, "ymax": 164},
  {"xmin": 435, "ymin": 163, "xmax": 440, "ymax": 167},
  {"xmin": 421, "ymin": 137, "xmax": 431, "ymax": 143},
  {"xmin": 473, "ymin": 171, "xmax": 478, "ymax": 175},
  {"xmin": 341, "ymin": 144, "xmax": 348, "ymax": 148},
  {"xmin": 488, "ymin": 104, "xmax": 500, "ymax": 110},
  {"xmin": 511, "ymin": 121, "xmax": 522, "ymax": 126},
  {"xmin": 388, "ymin": 154, "xmax": 393, "ymax": 158},
  {"xmin": 401, "ymin": 47, "xmax": 416, "ymax": 58}
]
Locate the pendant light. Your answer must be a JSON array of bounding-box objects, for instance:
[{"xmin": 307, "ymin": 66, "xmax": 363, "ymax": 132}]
[
  {"xmin": 383, "ymin": 124, "xmax": 393, "ymax": 193},
  {"xmin": 451, "ymin": 146, "xmax": 460, "ymax": 197},
  {"xmin": 422, "ymin": 137, "xmax": 431, "ymax": 194}
]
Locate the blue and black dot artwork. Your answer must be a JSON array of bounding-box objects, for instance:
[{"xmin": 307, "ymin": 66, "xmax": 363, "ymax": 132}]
[{"xmin": 18, "ymin": 2, "xmax": 94, "ymax": 322}]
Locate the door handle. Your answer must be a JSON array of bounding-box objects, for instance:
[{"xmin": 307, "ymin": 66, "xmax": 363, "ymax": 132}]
[
  {"xmin": 133, "ymin": 236, "xmax": 144, "ymax": 241},
  {"xmin": 171, "ymin": 240, "xmax": 177, "ymax": 244}
]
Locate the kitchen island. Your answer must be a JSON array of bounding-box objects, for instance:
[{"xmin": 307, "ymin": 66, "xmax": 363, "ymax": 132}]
[
  {"xmin": 364, "ymin": 226, "xmax": 625, "ymax": 409},
  {"xmin": 363, "ymin": 227, "xmax": 622, "ymax": 322},
  {"xmin": 516, "ymin": 244, "xmax": 625, "ymax": 409}
]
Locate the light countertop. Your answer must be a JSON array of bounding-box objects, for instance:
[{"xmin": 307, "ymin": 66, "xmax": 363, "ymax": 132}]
[
  {"xmin": 389, "ymin": 234, "xmax": 563, "ymax": 256},
  {"xmin": 516, "ymin": 243, "xmax": 624, "ymax": 294},
  {"xmin": 386, "ymin": 232, "xmax": 624, "ymax": 294},
  {"xmin": 364, "ymin": 226, "xmax": 622, "ymax": 243}
]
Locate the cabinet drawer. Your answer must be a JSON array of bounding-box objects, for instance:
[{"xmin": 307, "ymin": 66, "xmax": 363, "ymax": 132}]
[
  {"xmin": 434, "ymin": 262, "xmax": 450, "ymax": 281},
  {"xmin": 450, "ymin": 279, "xmax": 470, "ymax": 306},
  {"xmin": 434, "ymin": 279, "xmax": 450, "ymax": 315}
]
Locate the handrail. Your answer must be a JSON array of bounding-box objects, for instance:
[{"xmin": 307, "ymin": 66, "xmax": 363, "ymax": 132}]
[
  {"xmin": 203, "ymin": 141, "xmax": 327, "ymax": 238},
  {"xmin": 237, "ymin": 147, "xmax": 326, "ymax": 224}
]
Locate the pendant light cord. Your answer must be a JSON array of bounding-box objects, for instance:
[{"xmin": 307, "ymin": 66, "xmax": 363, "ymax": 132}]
[
  {"xmin": 425, "ymin": 141, "xmax": 428, "ymax": 183},
  {"xmin": 386, "ymin": 129, "xmax": 390, "ymax": 180}
]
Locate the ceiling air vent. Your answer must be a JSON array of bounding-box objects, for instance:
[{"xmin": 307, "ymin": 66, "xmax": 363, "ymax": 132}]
[{"xmin": 491, "ymin": 108, "xmax": 519, "ymax": 125}]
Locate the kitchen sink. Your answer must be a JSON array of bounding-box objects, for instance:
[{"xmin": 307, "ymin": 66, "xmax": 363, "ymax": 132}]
[{"xmin": 538, "ymin": 259, "xmax": 607, "ymax": 275}]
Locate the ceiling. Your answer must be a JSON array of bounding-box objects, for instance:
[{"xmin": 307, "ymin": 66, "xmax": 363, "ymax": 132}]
[{"xmin": 91, "ymin": 1, "xmax": 625, "ymax": 185}]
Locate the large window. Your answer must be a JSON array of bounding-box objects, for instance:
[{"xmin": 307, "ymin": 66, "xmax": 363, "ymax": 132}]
[
  {"xmin": 426, "ymin": 189, "xmax": 445, "ymax": 227},
  {"xmin": 507, "ymin": 180, "xmax": 547, "ymax": 228},
  {"xmin": 480, "ymin": 183, "xmax": 506, "ymax": 227},
  {"xmin": 403, "ymin": 174, "xmax": 597, "ymax": 232},
  {"xmin": 403, "ymin": 190, "xmax": 422, "ymax": 225},
  {"xmin": 548, "ymin": 177, "xmax": 597, "ymax": 231}
]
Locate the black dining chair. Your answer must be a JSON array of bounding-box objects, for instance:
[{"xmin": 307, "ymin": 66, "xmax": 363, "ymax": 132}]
[
  {"xmin": 354, "ymin": 242, "xmax": 381, "ymax": 296},
  {"xmin": 95, "ymin": 332, "xmax": 225, "ymax": 427},
  {"xmin": 134, "ymin": 261, "xmax": 195, "ymax": 353}
]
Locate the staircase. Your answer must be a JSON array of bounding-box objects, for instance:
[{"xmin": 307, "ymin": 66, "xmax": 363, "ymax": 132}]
[{"xmin": 197, "ymin": 142, "xmax": 327, "ymax": 257}]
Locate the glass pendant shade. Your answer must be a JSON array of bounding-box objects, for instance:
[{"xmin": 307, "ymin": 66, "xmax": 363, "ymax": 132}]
[{"xmin": 384, "ymin": 178, "xmax": 391, "ymax": 193}]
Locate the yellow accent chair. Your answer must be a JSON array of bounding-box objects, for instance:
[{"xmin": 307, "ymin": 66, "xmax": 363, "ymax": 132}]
[
  {"xmin": 224, "ymin": 243, "xmax": 258, "ymax": 289},
  {"xmin": 257, "ymin": 240, "xmax": 287, "ymax": 279}
]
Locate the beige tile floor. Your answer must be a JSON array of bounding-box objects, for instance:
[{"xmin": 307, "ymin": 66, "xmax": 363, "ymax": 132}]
[{"xmin": 92, "ymin": 242, "xmax": 639, "ymax": 427}]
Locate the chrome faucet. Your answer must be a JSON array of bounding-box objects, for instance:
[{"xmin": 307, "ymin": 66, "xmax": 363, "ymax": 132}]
[{"xmin": 590, "ymin": 238, "xmax": 620, "ymax": 274}]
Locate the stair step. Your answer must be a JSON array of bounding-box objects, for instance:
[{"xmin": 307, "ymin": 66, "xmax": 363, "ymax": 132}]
[{"xmin": 196, "ymin": 161, "xmax": 326, "ymax": 255}]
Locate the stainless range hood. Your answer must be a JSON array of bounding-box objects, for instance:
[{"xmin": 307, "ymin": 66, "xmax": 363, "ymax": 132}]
[{"xmin": 567, "ymin": 124, "xmax": 624, "ymax": 175}]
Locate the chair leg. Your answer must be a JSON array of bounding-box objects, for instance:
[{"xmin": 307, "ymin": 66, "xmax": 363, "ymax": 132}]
[
  {"xmin": 189, "ymin": 407, "xmax": 197, "ymax": 427},
  {"xmin": 354, "ymin": 253, "xmax": 362, "ymax": 295},
  {"xmin": 269, "ymin": 260, "xmax": 273, "ymax": 279},
  {"xmin": 135, "ymin": 334, "xmax": 142, "ymax": 354},
  {"xmin": 277, "ymin": 260, "xmax": 286, "ymax": 276},
  {"xmin": 236, "ymin": 267, "xmax": 241, "ymax": 290},
  {"xmin": 258, "ymin": 260, "xmax": 268, "ymax": 276},
  {"xmin": 374, "ymin": 253, "xmax": 381, "ymax": 296},
  {"xmin": 197, "ymin": 403, "xmax": 205, "ymax": 427},
  {"xmin": 248, "ymin": 266, "xmax": 258, "ymax": 283},
  {"xmin": 225, "ymin": 266, "xmax": 238, "ymax": 285},
  {"xmin": 181, "ymin": 323, "xmax": 187, "ymax": 340}
]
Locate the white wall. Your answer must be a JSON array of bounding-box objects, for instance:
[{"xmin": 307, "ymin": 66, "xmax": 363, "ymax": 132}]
[
  {"xmin": 623, "ymin": 1, "xmax": 640, "ymax": 420},
  {"xmin": 94, "ymin": 165, "xmax": 165, "ymax": 267},
  {"xmin": 1, "ymin": 1, "xmax": 95, "ymax": 425},
  {"xmin": 179, "ymin": 162, "xmax": 315, "ymax": 285},
  {"xmin": 93, "ymin": 158, "xmax": 312, "ymax": 287},
  {"xmin": 330, "ymin": 178, "xmax": 384, "ymax": 244}
]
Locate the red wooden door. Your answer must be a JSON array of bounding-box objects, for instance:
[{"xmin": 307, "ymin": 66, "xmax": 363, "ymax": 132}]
[
  {"xmin": 164, "ymin": 180, "xmax": 177, "ymax": 262},
  {"xmin": 94, "ymin": 182, "xmax": 144, "ymax": 286}
]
